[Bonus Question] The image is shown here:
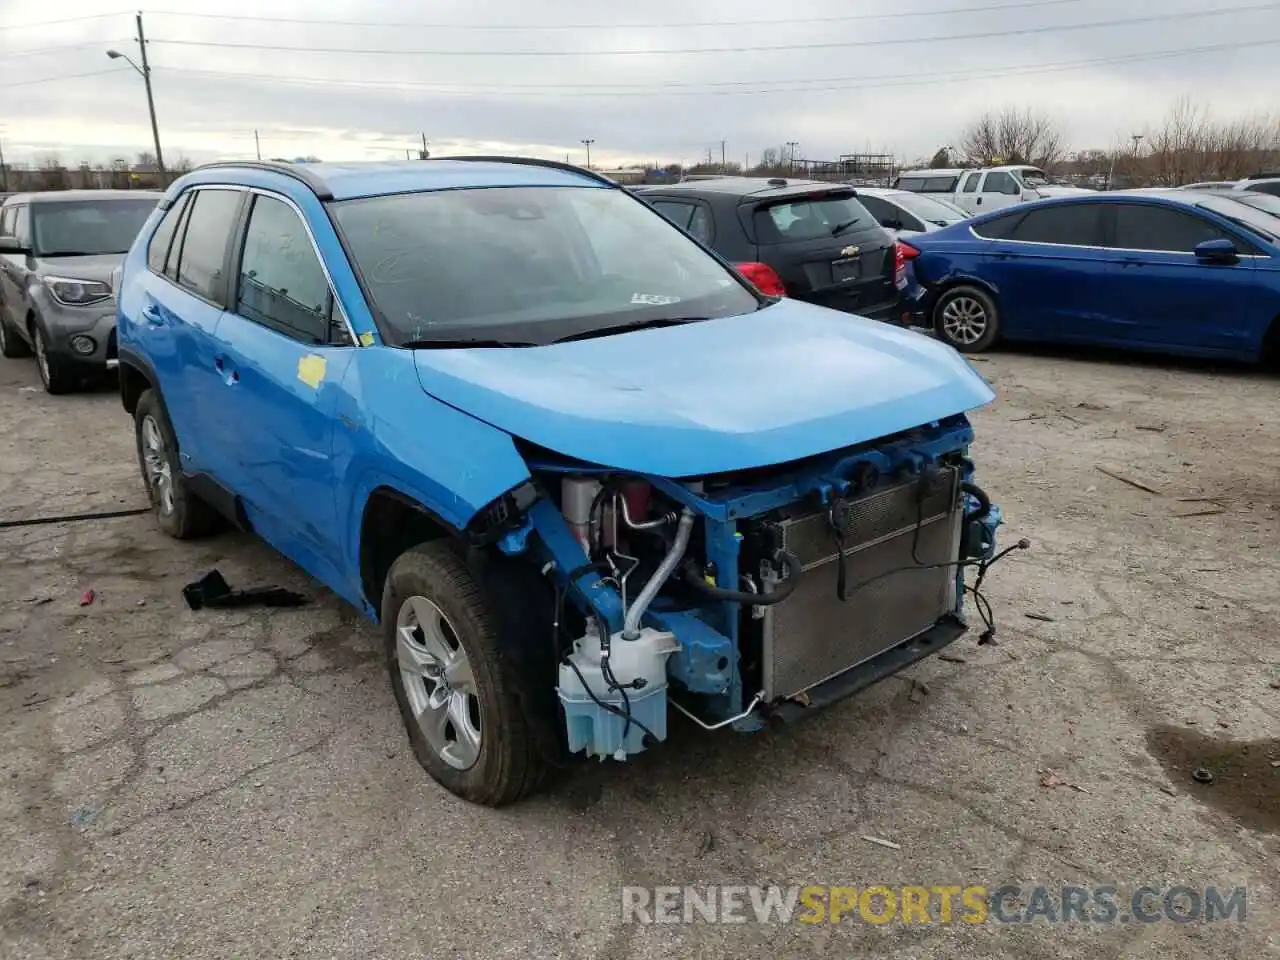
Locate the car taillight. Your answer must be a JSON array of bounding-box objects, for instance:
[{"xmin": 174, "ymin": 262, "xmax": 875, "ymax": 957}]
[
  {"xmin": 893, "ymin": 241, "xmax": 920, "ymax": 288},
  {"xmin": 734, "ymin": 261, "xmax": 786, "ymax": 297}
]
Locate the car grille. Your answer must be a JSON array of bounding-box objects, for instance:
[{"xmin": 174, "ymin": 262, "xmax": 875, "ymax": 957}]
[{"xmin": 761, "ymin": 468, "xmax": 962, "ymax": 701}]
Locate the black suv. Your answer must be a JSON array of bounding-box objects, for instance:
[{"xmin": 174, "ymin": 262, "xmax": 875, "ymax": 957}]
[{"xmin": 635, "ymin": 178, "xmax": 908, "ymax": 323}]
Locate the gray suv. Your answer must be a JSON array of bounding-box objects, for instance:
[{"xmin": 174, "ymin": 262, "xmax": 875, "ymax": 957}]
[{"xmin": 0, "ymin": 190, "xmax": 160, "ymax": 393}]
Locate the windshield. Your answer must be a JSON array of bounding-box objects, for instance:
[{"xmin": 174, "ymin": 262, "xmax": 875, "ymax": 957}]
[
  {"xmin": 1226, "ymin": 192, "xmax": 1280, "ymax": 221},
  {"xmin": 1198, "ymin": 196, "xmax": 1279, "ymax": 241},
  {"xmin": 894, "ymin": 192, "xmax": 968, "ymax": 225},
  {"xmin": 752, "ymin": 193, "xmax": 875, "ymax": 243},
  {"xmin": 330, "ymin": 186, "xmax": 758, "ymax": 345},
  {"xmin": 31, "ymin": 198, "xmax": 158, "ymax": 256},
  {"xmin": 1016, "ymin": 169, "xmax": 1051, "ymax": 188}
]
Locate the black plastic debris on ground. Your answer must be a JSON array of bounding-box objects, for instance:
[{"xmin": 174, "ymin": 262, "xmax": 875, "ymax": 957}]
[{"xmin": 182, "ymin": 569, "xmax": 308, "ymax": 611}]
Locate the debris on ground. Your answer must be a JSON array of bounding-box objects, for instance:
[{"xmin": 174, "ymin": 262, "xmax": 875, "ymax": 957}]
[
  {"xmin": 1039, "ymin": 770, "xmax": 1089, "ymax": 793},
  {"xmin": 1160, "ymin": 786, "xmax": 1177, "ymax": 797},
  {"xmin": 1025, "ymin": 612, "xmax": 1056, "ymax": 623},
  {"xmin": 1270, "ymin": 679, "xmax": 1280, "ymax": 690},
  {"xmin": 1191, "ymin": 768, "xmax": 1215, "ymax": 785},
  {"xmin": 1135, "ymin": 424, "xmax": 1167, "ymax": 432},
  {"xmin": 860, "ymin": 835, "xmax": 901, "ymax": 851},
  {"xmin": 1095, "ymin": 466, "xmax": 1161, "ymax": 496},
  {"xmin": 182, "ymin": 569, "xmax": 308, "ymax": 611},
  {"xmin": 70, "ymin": 807, "xmax": 100, "ymax": 827},
  {"xmin": 1174, "ymin": 505, "xmax": 1227, "ymax": 519},
  {"xmin": 24, "ymin": 596, "xmax": 52, "ymax": 606},
  {"xmin": 937, "ymin": 653, "xmax": 967, "ymax": 664},
  {"xmin": 78, "ymin": 589, "xmax": 95, "ymax": 607},
  {"xmin": 696, "ymin": 830, "xmax": 715, "ymax": 857},
  {"xmin": 1076, "ymin": 401, "xmax": 1107, "ymax": 411},
  {"xmin": 909, "ymin": 680, "xmax": 929, "ymax": 703}
]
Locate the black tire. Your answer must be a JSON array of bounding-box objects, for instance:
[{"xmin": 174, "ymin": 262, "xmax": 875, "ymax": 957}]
[
  {"xmin": 0, "ymin": 315, "xmax": 30, "ymax": 359},
  {"xmin": 133, "ymin": 389, "xmax": 221, "ymax": 539},
  {"xmin": 383, "ymin": 540, "xmax": 549, "ymax": 806},
  {"xmin": 30, "ymin": 321, "xmax": 75, "ymax": 394},
  {"xmin": 933, "ymin": 285, "xmax": 1001, "ymax": 353}
]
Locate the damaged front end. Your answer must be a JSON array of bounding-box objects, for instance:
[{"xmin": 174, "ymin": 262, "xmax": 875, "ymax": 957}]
[{"xmin": 492, "ymin": 413, "xmax": 1013, "ymax": 761}]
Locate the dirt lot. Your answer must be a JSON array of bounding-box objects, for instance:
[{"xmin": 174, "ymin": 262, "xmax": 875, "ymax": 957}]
[{"xmin": 1, "ymin": 346, "xmax": 1278, "ymax": 959}]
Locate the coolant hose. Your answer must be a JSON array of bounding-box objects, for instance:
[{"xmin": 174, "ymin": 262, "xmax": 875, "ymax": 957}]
[
  {"xmin": 961, "ymin": 481, "xmax": 991, "ymax": 521},
  {"xmin": 681, "ymin": 550, "xmax": 801, "ymax": 606},
  {"xmin": 621, "ymin": 507, "xmax": 696, "ymax": 640}
]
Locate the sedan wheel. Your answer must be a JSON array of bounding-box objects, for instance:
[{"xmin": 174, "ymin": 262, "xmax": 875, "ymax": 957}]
[
  {"xmin": 140, "ymin": 415, "xmax": 176, "ymax": 518},
  {"xmin": 941, "ymin": 296, "xmax": 988, "ymax": 345},
  {"xmin": 31, "ymin": 324, "xmax": 73, "ymax": 393},
  {"xmin": 395, "ymin": 595, "xmax": 483, "ymax": 771}
]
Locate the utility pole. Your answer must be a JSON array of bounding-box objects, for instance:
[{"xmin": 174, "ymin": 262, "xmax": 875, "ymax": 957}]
[
  {"xmin": 786, "ymin": 141, "xmax": 799, "ymax": 170},
  {"xmin": 720, "ymin": 139, "xmax": 726, "ymax": 171},
  {"xmin": 420, "ymin": 132, "xmax": 429, "ymax": 159},
  {"xmin": 0, "ymin": 137, "xmax": 7, "ymax": 193},
  {"xmin": 134, "ymin": 12, "xmax": 165, "ymax": 177},
  {"xmin": 581, "ymin": 138, "xmax": 594, "ymax": 169},
  {"xmin": 254, "ymin": 129, "xmax": 261, "ymax": 161}
]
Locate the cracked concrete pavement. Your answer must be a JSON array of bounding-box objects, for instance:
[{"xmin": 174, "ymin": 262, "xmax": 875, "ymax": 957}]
[{"xmin": 1, "ymin": 347, "xmax": 1278, "ymax": 958}]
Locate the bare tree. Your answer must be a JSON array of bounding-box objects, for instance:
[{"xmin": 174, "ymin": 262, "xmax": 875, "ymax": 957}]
[
  {"xmin": 36, "ymin": 155, "xmax": 69, "ymax": 190},
  {"xmin": 960, "ymin": 107, "xmax": 1065, "ymax": 169}
]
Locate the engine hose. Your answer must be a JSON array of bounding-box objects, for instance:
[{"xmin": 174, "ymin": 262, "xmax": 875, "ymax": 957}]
[
  {"xmin": 961, "ymin": 481, "xmax": 991, "ymax": 522},
  {"xmin": 681, "ymin": 550, "xmax": 801, "ymax": 606}
]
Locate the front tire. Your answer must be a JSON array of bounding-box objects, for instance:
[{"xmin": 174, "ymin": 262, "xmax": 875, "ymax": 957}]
[
  {"xmin": 933, "ymin": 285, "xmax": 1001, "ymax": 353},
  {"xmin": 383, "ymin": 541, "xmax": 548, "ymax": 806},
  {"xmin": 133, "ymin": 389, "xmax": 221, "ymax": 539},
  {"xmin": 31, "ymin": 322, "xmax": 75, "ymax": 394}
]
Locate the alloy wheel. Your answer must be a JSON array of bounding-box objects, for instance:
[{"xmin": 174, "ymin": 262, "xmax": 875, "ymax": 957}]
[
  {"xmin": 140, "ymin": 415, "xmax": 175, "ymax": 516},
  {"xmin": 395, "ymin": 595, "xmax": 482, "ymax": 771},
  {"xmin": 32, "ymin": 328, "xmax": 50, "ymax": 385},
  {"xmin": 940, "ymin": 296, "xmax": 988, "ymax": 346}
]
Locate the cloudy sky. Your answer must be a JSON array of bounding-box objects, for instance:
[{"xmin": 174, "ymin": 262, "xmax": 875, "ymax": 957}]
[{"xmin": 0, "ymin": 0, "xmax": 1277, "ymax": 169}]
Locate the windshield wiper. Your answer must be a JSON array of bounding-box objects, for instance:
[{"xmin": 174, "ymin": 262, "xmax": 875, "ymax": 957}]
[
  {"xmin": 830, "ymin": 219, "xmax": 860, "ymax": 236},
  {"xmin": 401, "ymin": 337, "xmax": 535, "ymax": 349},
  {"xmin": 552, "ymin": 316, "xmax": 707, "ymax": 344}
]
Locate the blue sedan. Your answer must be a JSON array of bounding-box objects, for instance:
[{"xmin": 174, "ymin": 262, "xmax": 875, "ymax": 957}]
[{"xmin": 903, "ymin": 191, "xmax": 1280, "ymax": 363}]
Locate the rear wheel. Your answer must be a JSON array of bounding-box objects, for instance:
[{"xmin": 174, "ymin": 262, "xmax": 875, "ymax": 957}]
[
  {"xmin": 383, "ymin": 541, "xmax": 549, "ymax": 806},
  {"xmin": 933, "ymin": 285, "xmax": 1000, "ymax": 353},
  {"xmin": 133, "ymin": 389, "xmax": 221, "ymax": 539},
  {"xmin": 0, "ymin": 315, "xmax": 30, "ymax": 359}
]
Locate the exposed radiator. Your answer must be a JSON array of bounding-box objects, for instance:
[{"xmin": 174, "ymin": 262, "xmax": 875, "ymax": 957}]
[{"xmin": 761, "ymin": 468, "xmax": 962, "ymax": 702}]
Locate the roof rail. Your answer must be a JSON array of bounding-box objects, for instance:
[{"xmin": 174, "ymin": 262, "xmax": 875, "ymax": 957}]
[
  {"xmin": 434, "ymin": 155, "xmax": 620, "ymax": 188},
  {"xmin": 189, "ymin": 160, "xmax": 333, "ymax": 200}
]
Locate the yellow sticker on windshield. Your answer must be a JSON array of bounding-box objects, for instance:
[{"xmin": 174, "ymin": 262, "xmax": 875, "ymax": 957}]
[{"xmin": 297, "ymin": 354, "xmax": 326, "ymax": 389}]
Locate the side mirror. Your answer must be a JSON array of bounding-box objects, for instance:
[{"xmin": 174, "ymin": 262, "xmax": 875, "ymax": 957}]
[
  {"xmin": 0, "ymin": 236, "xmax": 29, "ymax": 255},
  {"xmin": 1194, "ymin": 238, "xmax": 1238, "ymax": 263}
]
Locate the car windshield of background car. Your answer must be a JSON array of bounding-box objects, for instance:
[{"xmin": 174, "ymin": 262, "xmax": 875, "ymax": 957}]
[
  {"xmin": 31, "ymin": 199, "xmax": 158, "ymax": 256},
  {"xmin": 330, "ymin": 186, "xmax": 758, "ymax": 345}
]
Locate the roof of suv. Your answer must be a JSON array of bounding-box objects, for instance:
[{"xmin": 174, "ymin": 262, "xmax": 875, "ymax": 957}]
[
  {"xmin": 190, "ymin": 158, "xmax": 613, "ymax": 202},
  {"xmin": 636, "ymin": 177, "xmax": 852, "ymax": 199},
  {"xmin": 1, "ymin": 189, "xmax": 162, "ymax": 205}
]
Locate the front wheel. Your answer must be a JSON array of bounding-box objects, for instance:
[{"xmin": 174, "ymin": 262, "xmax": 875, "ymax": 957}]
[
  {"xmin": 133, "ymin": 389, "xmax": 221, "ymax": 539},
  {"xmin": 0, "ymin": 316, "xmax": 31, "ymax": 359},
  {"xmin": 383, "ymin": 541, "xmax": 549, "ymax": 806},
  {"xmin": 933, "ymin": 285, "xmax": 1001, "ymax": 353},
  {"xmin": 31, "ymin": 322, "xmax": 75, "ymax": 394}
]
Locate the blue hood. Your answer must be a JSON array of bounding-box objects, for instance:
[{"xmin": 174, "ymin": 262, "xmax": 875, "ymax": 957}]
[{"xmin": 413, "ymin": 301, "xmax": 994, "ymax": 476}]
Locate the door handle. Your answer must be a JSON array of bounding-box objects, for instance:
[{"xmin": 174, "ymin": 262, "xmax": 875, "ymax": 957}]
[
  {"xmin": 975, "ymin": 197, "xmax": 983, "ymax": 206},
  {"xmin": 141, "ymin": 304, "xmax": 164, "ymax": 326}
]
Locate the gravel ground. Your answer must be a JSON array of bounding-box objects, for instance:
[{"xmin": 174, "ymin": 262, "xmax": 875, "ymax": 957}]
[{"xmin": 1, "ymin": 347, "xmax": 1278, "ymax": 959}]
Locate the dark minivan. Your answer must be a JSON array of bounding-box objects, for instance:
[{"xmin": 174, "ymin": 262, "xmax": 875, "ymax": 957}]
[{"xmin": 635, "ymin": 178, "xmax": 909, "ymax": 323}]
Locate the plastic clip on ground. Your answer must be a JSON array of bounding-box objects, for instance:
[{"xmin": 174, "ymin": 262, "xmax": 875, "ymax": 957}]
[{"xmin": 182, "ymin": 569, "xmax": 309, "ymax": 611}]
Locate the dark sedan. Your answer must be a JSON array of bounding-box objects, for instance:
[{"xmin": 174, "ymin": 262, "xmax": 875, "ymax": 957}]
[{"xmin": 903, "ymin": 191, "xmax": 1280, "ymax": 363}]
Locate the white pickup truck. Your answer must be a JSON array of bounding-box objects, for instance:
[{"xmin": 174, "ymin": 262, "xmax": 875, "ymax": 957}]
[{"xmin": 893, "ymin": 164, "xmax": 1092, "ymax": 216}]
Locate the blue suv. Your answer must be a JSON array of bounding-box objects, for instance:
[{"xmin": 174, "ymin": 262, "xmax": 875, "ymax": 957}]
[{"xmin": 117, "ymin": 159, "xmax": 1004, "ymax": 805}]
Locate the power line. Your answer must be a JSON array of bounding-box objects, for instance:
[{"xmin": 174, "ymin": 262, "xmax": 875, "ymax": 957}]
[
  {"xmin": 150, "ymin": 37, "xmax": 1280, "ymax": 98},
  {"xmin": 0, "ymin": 40, "xmax": 132, "ymax": 60},
  {"xmin": 0, "ymin": 12, "xmax": 127, "ymax": 32},
  {"xmin": 142, "ymin": 0, "xmax": 1097, "ymax": 31},
  {"xmin": 152, "ymin": 37, "xmax": 1280, "ymax": 93},
  {"xmin": 0, "ymin": 67, "xmax": 131, "ymax": 90},
  {"xmin": 146, "ymin": 5, "xmax": 1280, "ymax": 57}
]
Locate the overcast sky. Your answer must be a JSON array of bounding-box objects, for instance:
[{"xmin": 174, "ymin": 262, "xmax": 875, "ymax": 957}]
[{"xmin": 0, "ymin": 0, "xmax": 1277, "ymax": 169}]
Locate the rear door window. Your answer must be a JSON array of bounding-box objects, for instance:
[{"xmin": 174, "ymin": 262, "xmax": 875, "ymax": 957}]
[
  {"xmin": 687, "ymin": 205, "xmax": 714, "ymax": 244},
  {"xmin": 753, "ymin": 194, "xmax": 875, "ymax": 243},
  {"xmin": 961, "ymin": 173, "xmax": 981, "ymax": 193},
  {"xmin": 922, "ymin": 176, "xmax": 958, "ymax": 193},
  {"xmin": 896, "ymin": 178, "xmax": 924, "ymax": 192},
  {"xmin": 1008, "ymin": 204, "xmax": 1104, "ymax": 246},
  {"xmin": 174, "ymin": 189, "xmax": 243, "ymax": 302},
  {"xmin": 858, "ymin": 195, "xmax": 896, "ymax": 228},
  {"xmin": 1110, "ymin": 204, "xmax": 1229, "ymax": 253},
  {"xmin": 649, "ymin": 200, "xmax": 694, "ymax": 229},
  {"xmin": 982, "ymin": 172, "xmax": 1020, "ymax": 197},
  {"xmin": 971, "ymin": 211, "xmax": 1027, "ymax": 240}
]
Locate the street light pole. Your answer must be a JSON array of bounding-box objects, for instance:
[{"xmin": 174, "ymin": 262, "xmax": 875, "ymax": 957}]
[
  {"xmin": 581, "ymin": 139, "xmax": 594, "ymax": 169},
  {"xmin": 106, "ymin": 12, "xmax": 165, "ymax": 179}
]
